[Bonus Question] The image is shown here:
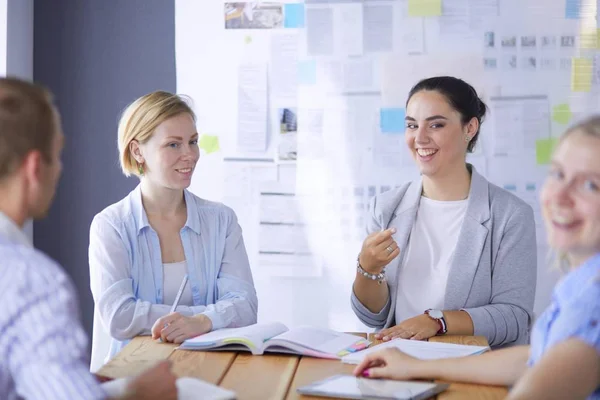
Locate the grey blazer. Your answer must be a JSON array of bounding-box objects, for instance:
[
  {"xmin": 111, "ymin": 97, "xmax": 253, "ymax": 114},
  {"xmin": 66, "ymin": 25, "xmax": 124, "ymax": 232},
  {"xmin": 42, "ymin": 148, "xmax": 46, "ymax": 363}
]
[{"xmin": 351, "ymin": 166, "xmax": 537, "ymax": 348}]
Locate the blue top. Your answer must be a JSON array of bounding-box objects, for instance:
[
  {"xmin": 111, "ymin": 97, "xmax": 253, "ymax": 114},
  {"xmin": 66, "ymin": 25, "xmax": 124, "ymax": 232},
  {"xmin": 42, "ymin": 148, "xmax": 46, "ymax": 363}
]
[
  {"xmin": 89, "ymin": 185, "xmax": 258, "ymax": 363},
  {"xmin": 529, "ymin": 253, "xmax": 600, "ymax": 399}
]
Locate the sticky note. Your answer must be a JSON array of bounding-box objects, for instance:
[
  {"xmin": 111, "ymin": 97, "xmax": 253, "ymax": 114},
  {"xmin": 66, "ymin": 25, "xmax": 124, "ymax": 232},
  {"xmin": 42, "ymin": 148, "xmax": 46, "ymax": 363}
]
[
  {"xmin": 565, "ymin": 0, "xmax": 581, "ymax": 19},
  {"xmin": 579, "ymin": 27, "xmax": 598, "ymax": 49},
  {"xmin": 284, "ymin": 3, "xmax": 305, "ymax": 28},
  {"xmin": 199, "ymin": 134, "xmax": 220, "ymax": 154},
  {"xmin": 297, "ymin": 60, "xmax": 317, "ymax": 85},
  {"xmin": 244, "ymin": 35, "xmax": 252, "ymax": 44},
  {"xmin": 571, "ymin": 58, "xmax": 593, "ymax": 92},
  {"xmin": 408, "ymin": 0, "xmax": 442, "ymax": 17},
  {"xmin": 380, "ymin": 108, "xmax": 406, "ymax": 134},
  {"xmin": 552, "ymin": 104, "xmax": 572, "ymax": 125},
  {"xmin": 536, "ymin": 138, "xmax": 558, "ymax": 165}
]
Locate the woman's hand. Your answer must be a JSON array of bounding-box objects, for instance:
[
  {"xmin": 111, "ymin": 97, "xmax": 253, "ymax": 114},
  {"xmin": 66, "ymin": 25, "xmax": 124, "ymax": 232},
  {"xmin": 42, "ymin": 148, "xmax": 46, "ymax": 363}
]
[
  {"xmin": 374, "ymin": 314, "xmax": 440, "ymax": 341},
  {"xmin": 358, "ymin": 228, "xmax": 399, "ymax": 274},
  {"xmin": 151, "ymin": 313, "xmax": 213, "ymax": 344},
  {"xmin": 353, "ymin": 348, "xmax": 424, "ymax": 380}
]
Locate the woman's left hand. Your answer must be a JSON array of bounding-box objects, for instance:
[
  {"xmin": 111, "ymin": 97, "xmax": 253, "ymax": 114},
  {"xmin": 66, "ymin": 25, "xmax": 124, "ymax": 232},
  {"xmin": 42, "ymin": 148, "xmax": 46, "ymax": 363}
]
[
  {"xmin": 374, "ymin": 314, "xmax": 440, "ymax": 341},
  {"xmin": 151, "ymin": 313, "xmax": 213, "ymax": 344}
]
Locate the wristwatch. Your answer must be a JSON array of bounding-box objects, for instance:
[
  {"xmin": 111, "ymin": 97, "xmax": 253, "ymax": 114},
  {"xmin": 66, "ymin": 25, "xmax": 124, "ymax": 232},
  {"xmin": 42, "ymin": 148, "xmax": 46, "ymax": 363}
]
[{"xmin": 424, "ymin": 309, "xmax": 447, "ymax": 335}]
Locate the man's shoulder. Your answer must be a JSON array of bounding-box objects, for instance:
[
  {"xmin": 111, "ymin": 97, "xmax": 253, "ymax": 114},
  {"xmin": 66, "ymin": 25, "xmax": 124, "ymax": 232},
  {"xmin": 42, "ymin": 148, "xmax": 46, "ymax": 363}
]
[{"xmin": 0, "ymin": 243, "xmax": 70, "ymax": 296}]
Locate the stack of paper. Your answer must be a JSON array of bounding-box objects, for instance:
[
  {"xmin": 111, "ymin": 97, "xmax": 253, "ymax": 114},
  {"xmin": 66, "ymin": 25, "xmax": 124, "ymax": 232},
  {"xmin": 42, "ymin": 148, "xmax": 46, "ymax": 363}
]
[
  {"xmin": 341, "ymin": 338, "xmax": 489, "ymax": 364},
  {"xmin": 101, "ymin": 377, "xmax": 236, "ymax": 400}
]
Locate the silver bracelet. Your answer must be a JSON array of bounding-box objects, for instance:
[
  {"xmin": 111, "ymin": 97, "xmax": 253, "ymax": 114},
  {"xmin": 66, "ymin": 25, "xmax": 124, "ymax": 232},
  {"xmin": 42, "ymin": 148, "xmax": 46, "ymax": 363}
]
[{"xmin": 356, "ymin": 256, "xmax": 386, "ymax": 284}]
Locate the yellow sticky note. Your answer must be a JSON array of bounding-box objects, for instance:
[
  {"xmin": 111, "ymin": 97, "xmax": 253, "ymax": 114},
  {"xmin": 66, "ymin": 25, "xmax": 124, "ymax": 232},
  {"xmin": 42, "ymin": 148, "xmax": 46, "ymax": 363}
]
[
  {"xmin": 198, "ymin": 134, "xmax": 220, "ymax": 154},
  {"xmin": 536, "ymin": 138, "xmax": 558, "ymax": 165},
  {"xmin": 552, "ymin": 104, "xmax": 572, "ymax": 125},
  {"xmin": 408, "ymin": 0, "xmax": 442, "ymax": 17},
  {"xmin": 579, "ymin": 25, "xmax": 598, "ymax": 49},
  {"xmin": 571, "ymin": 58, "xmax": 593, "ymax": 92}
]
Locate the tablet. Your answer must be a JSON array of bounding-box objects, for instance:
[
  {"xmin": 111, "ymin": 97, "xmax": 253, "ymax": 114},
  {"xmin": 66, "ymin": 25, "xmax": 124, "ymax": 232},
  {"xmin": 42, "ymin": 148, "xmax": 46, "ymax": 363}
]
[{"xmin": 297, "ymin": 374, "xmax": 449, "ymax": 400}]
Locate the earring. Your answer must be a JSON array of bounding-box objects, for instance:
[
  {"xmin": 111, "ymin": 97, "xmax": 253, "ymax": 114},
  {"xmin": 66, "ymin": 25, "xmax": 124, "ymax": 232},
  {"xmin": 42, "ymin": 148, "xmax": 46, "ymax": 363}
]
[
  {"xmin": 464, "ymin": 135, "xmax": 471, "ymax": 142},
  {"xmin": 138, "ymin": 163, "xmax": 144, "ymax": 176}
]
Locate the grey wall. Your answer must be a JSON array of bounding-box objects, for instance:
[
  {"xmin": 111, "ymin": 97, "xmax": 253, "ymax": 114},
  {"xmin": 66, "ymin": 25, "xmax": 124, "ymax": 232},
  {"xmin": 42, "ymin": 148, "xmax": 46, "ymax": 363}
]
[{"xmin": 33, "ymin": 0, "xmax": 176, "ymax": 343}]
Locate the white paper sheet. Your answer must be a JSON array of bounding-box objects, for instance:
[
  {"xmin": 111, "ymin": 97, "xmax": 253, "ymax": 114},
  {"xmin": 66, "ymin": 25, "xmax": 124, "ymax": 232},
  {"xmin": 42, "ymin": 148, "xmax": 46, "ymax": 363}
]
[
  {"xmin": 363, "ymin": 4, "xmax": 394, "ymax": 53},
  {"xmin": 237, "ymin": 63, "xmax": 268, "ymax": 153},
  {"xmin": 306, "ymin": 6, "xmax": 334, "ymax": 56},
  {"xmin": 439, "ymin": 0, "xmax": 470, "ymax": 38},
  {"xmin": 102, "ymin": 377, "xmax": 236, "ymax": 400},
  {"xmin": 342, "ymin": 338, "xmax": 488, "ymax": 364},
  {"xmin": 270, "ymin": 33, "xmax": 299, "ymax": 105},
  {"xmin": 338, "ymin": 3, "xmax": 363, "ymax": 56},
  {"xmin": 490, "ymin": 96, "xmax": 550, "ymax": 157}
]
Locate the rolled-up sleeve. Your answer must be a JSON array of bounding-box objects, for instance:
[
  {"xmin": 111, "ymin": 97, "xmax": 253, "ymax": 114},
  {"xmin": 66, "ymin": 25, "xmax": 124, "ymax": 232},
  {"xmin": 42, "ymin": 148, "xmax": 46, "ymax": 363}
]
[
  {"xmin": 462, "ymin": 204, "xmax": 537, "ymax": 347},
  {"xmin": 199, "ymin": 208, "xmax": 258, "ymax": 330}
]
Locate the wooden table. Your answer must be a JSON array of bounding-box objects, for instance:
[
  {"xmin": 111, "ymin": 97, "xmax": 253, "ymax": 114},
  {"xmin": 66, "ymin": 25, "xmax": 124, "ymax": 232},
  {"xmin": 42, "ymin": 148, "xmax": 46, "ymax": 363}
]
[{"xmin": 97, "ymin": 334, "xmax": 508, "ymax": 399}]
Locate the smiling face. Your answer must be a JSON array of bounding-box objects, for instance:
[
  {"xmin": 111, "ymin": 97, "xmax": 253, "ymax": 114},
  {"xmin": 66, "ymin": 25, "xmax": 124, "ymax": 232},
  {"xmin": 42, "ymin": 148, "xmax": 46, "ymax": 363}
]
[
  {"xmin": 541, "ymin": 130, "xmax": 600, "ymax": 265},
  {"xmin": 133, "ymin": 113, "xmax": 199, "ymax": 190},
  {"xmin": 405, "ymin": 90, "xmax": 478, "ymax": 178}
]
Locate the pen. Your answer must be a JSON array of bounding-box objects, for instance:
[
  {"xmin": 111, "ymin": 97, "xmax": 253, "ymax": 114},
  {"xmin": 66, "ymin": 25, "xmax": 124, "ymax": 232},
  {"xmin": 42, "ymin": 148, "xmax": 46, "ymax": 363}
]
[
  {"xmin": 162, "ymin": 274, "xmax": 189, "ymax": 332},
  {"xmin": 170, "ymin": 274, "xmax": 189, "ymax": 314}
]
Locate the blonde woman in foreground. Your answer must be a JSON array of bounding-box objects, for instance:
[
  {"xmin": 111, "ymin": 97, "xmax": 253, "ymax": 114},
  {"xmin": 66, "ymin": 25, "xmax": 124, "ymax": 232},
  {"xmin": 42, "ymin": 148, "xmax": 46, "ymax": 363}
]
[{"xmin": 354, "ymin": 116, "xmax": 600, "ymax": 400}]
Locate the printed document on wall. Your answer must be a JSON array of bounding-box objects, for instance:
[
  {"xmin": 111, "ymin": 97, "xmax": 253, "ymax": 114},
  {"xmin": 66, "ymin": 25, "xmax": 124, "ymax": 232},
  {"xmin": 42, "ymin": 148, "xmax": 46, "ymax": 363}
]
[
  {"xmin": 237, "ymin": 63, "xmax": 268, "ymax": 153},
  {"xmin": 490, "ymin": 96, "xmax": 550, "ymax": 157}
]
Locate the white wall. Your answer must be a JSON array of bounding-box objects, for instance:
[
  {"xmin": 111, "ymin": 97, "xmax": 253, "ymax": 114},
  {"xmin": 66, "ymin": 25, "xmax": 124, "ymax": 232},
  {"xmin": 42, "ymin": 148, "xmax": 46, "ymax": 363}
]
[{"xmin": 176, "ymin": 0, "xmax": 596, "ymax": 333}]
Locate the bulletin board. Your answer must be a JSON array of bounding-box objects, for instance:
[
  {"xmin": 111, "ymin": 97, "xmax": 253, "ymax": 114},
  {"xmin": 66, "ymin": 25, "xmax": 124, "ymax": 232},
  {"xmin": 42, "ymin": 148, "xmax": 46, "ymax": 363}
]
[{"xmin": 175, "ymin": 0, "xmax": 599, "ymax": 331}]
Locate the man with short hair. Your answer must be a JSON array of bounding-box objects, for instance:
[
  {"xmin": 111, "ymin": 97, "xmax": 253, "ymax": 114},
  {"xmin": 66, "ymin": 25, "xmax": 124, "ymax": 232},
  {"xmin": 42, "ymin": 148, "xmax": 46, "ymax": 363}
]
[{"xmin": 0, "ymin": 77, "xmax": 177, "ymax": 399}]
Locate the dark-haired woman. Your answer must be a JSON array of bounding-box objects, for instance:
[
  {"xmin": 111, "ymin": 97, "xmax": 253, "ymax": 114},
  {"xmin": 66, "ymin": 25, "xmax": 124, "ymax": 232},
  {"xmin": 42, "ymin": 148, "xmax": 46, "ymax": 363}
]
[{"xmin": 351, "ymin": 76, "xmax": 537, "ymax": 348}]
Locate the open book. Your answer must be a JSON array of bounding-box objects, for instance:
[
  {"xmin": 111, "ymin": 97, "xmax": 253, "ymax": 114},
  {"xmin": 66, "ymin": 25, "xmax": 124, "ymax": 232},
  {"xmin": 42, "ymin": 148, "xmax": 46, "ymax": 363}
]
[
  {"xmin": 179, "ymin": 322, "xmax": 371, "ymax": 359},
  {"xmin": 342, "ymin": 338, "xmax": 489, "ymax": 364}
]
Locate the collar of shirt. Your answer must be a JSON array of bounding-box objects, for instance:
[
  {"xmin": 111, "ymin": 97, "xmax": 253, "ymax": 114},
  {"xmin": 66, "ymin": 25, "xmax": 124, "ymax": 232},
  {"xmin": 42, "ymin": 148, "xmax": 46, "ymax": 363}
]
[
  {"xmin": 0, "ymin": 211, "xmax": 32, "ymax": 247},
  {"xmin": 130, "ymin": 184, "xmax": 201, "ymax": 235},
  {"xmin": 554, "ymin": 253, "xmax": 600, "ymax": 304}
]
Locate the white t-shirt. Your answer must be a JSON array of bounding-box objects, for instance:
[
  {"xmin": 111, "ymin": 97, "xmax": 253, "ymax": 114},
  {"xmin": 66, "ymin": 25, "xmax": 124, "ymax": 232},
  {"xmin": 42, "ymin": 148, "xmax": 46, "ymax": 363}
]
[
  {"xmin": 163, "ymin": 261, "xmax": 194, "ymax": 307},
  {"xmin": 395, "ymin": 196, "xmax": 468, "ymax": 324}
]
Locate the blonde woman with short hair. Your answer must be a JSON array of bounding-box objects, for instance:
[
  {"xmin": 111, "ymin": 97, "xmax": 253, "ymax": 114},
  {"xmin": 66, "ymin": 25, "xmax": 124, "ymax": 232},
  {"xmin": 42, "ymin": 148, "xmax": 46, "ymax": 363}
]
[{"xmin": 89, "ymin": 91, "xmax": 258, "ymax": 365}]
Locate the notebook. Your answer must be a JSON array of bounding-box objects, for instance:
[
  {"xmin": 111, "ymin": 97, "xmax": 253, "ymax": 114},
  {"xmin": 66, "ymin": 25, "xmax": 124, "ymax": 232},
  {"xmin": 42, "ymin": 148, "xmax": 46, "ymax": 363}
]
[
  {"xmin": 101, "ymin": 377, "xmax": 236, "ymax": 400},
  {"xmin": 179, "ymin": 322, "xmax": 371, "ymax": 359},
  {"xmin": 342, "ymin": 338, "xmax": 489, "ymax": 364}
]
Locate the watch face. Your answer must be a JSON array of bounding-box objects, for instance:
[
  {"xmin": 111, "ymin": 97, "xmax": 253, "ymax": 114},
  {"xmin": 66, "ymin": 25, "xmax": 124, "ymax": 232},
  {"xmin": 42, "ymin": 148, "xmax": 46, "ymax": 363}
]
[{"xmin": 429, "ymin": 309, "xmax": 443, "ymax": 319}]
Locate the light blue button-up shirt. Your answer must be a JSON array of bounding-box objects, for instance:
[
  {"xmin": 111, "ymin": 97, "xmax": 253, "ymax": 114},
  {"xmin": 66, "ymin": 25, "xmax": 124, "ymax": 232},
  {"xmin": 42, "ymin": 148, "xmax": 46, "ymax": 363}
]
[
  {"xmin": 0, "ymin": 212, "xmax": 106, "ymax": 400},
  {"xmin": 89, "ymin": 185, "xmax": 258, "ymax": 361},
  {"xmin": 529, "ymin": 253, "xmax": 600, "ymax": 399}
]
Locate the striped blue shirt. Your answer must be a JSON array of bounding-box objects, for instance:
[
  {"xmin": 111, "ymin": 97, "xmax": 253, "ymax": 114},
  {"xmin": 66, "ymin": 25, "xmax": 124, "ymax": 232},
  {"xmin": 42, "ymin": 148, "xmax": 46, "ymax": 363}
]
[
  {"xmin": 529, "ymin": 253, "xmax": 600, "ymax": 399},
  {"xmin": 0, "ymin": 212, "xmax": 105, "ymax": 400}
]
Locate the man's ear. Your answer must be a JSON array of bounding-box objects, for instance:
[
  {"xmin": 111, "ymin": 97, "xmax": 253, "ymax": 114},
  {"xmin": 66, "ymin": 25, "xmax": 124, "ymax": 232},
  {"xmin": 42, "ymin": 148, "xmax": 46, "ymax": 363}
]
[
  {"xmin": 129, "ymin": 140, "xmax": 144, "ymax": 164},
  {"xmin": 21, "ymin": 150, "xmax": 44, "ymax": 186}
]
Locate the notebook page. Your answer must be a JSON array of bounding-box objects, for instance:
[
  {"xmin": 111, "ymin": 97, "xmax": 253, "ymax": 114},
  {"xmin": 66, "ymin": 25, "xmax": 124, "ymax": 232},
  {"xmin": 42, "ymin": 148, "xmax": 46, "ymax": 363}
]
[
  {"xmin": 342, "ymin": 338, "xmax": 488, "ymax": 364},
  {"xmin": 271, "ymin": 326, "xmax": 365, "ymax": 354},
  {"xmin": 183, "ymin": 321, "xmax": 288, "ymax": 348}
]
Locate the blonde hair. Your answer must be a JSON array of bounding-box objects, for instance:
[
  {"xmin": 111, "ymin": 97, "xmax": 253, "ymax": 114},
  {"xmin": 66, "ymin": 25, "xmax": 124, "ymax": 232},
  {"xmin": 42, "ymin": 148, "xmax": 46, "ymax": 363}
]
[
  {"xmin": 118, "ymin": 91, "xmax": 195, "ymax": 177},
  {"xmin": 561, "ymin": 115, "xmax": 600, "ymax": 141},
  {"xmin": 550, "ymin": 115, "xmax": 600, "ymax": 270}
]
